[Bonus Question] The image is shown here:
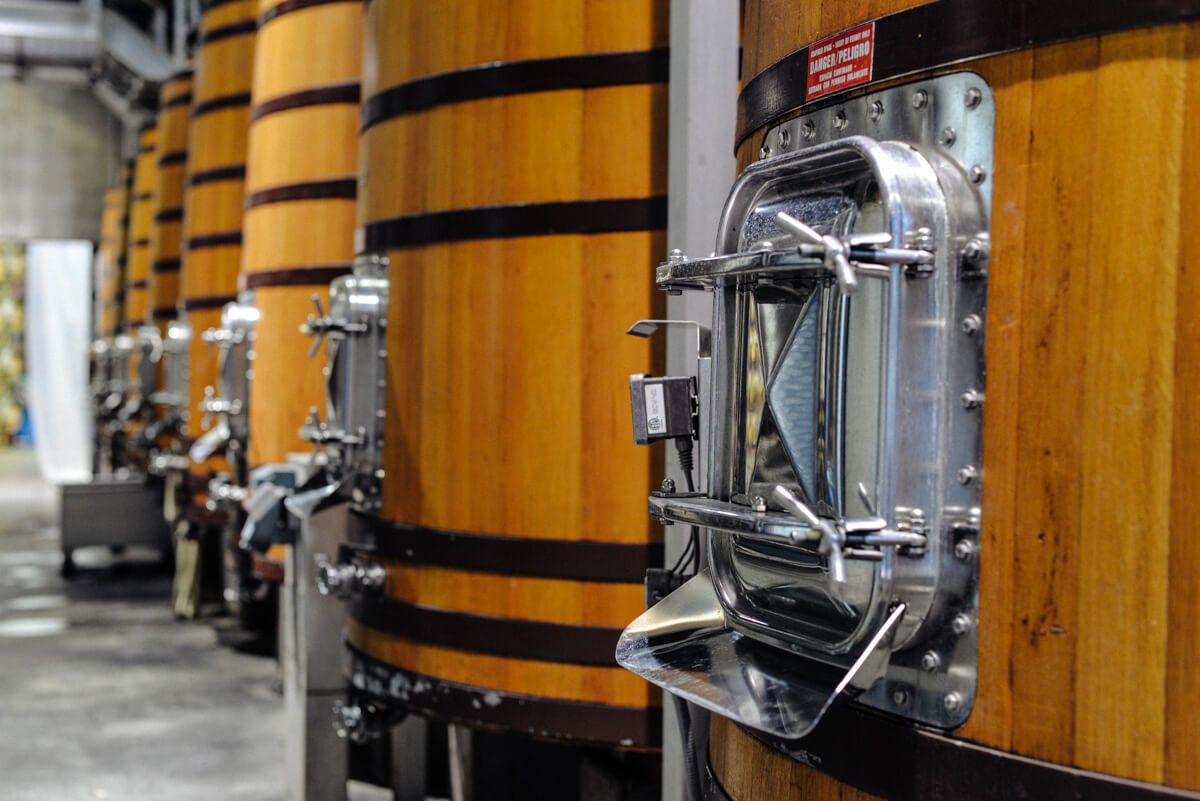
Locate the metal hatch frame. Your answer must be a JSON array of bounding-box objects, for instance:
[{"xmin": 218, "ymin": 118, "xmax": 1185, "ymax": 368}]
[{"xmin": 618, "ymin": 72, "xmax": 994, "ymax": 738}]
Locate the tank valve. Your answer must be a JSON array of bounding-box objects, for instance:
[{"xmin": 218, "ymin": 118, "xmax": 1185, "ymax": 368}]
[
  {"xmin": 315, "ymin": 554, "xmax": 385, "ymax": 600},
  {"xmin": 332, "ymin": 701, "xmax": 369, "ymax": 743}
]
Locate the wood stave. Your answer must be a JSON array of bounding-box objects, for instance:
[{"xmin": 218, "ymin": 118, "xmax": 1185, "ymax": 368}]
[
  {"xmin": 181, "ymin": 0, "xmax": 256, "ymax": 472},
  {"xmin": 241, "ymin": 0, "xmax": 362, "ymax": 469},
  {"xmin": 148, "ymin": 71, "xmax": 193, "ymax": 320},
  {"xmin": 354, "ymin": 0, "xmax": 668, "ymax": 746}
]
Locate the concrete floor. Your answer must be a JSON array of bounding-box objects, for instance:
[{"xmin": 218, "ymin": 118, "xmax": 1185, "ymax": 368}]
[{"xmin": 0, "ymin": 448, "xmax": 287, "ymax": 801}]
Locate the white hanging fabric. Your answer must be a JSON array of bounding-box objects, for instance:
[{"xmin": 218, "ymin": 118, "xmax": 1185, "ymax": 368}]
[{"xmin": 24, "ymin": 239, "xmax": 93, "ymax": 484}]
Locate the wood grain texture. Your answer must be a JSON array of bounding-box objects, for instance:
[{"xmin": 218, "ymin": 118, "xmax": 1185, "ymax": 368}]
[
  {"xmin": 709, "ymin": 716, "xmax": 883, "ymax": 801},
  {"xmin": 1073, "ymin": 24, "xmax": 1184, "ymax": 782},
  {"xmin": 1165, "ymin": 25, "xmax": 1200, "ymax": 791},
  {"xmin": 98, "ymin": 185, "xmax": 127, "ymax": 336},
  {"xmin": 380, "ymin": 559, "xmax": 644, "ymax": 628},
  {"xmin": 1004, "ymin": 37, "xmax": 1098, "ymax": 764},
  {"xmin": 362, "ymin": 0, "xmax": 666, "ymax": 732},
  {"xmin": 125, "ymin": 126, "xmax": 158, "ymax": 326},
  {"xmin": 244, "ymin": 285, "xmax": 329, "ymax": 467},
  {"xmin": 199, "ymin": 0, "xmax": 255, "ymax": 34},
  {"xmin": 715, "ymin": 4, "xmax": 1200, "ymax": 796},
  {"xmin": 957, "ymin": 49, "xmax": 1032, "ymax": 753},
  {"xmin": 347, "ymin": 619, "xmax": 656, "ymax": 708},
  {"xmin": 181, "ymin": 1, "xmax": 255, "ymax": 444},
  {"xmin": 364, "ymin": 0, "xmax": 668, "ymax": 98},
  {"xmin": 241, "ymin": 0, "xmax": 360, "ymax": 466},
  {"xmin": 253, "ymin": 0, "xmax": 361, "ymax": 102},
  {"xmin": 149, "ymin": 71, "xmax": 192, "ymax": 316}
]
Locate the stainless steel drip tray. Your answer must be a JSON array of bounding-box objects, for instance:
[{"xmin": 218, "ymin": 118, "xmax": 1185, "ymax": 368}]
[{"xmin": 616, "ymin": 571, "xmax": 905, "ymax": 739}]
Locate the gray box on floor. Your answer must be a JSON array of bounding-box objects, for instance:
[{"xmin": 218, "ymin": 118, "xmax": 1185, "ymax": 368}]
[{"xmin": 60, "ymin": 478, "xmax": 170, "ymax": 567}]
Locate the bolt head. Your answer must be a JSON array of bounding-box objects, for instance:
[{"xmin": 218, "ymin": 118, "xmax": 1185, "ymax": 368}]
[
  {"xmin": 961, "ymin": 314, "xmax": 982, "ymax": 335},
  {"xmin": 956, "ymin": 465, "xmax": 978, "ymax": 486},
  {"xmin": 869, "ymin": 100, "xmax": 884, "ymax": 121},
  {"xmin": 920, "ymin": 651, "xmax": 941, "ymax": 672},
  {"xmin": 962, "ymin": 237, "xmax": 990, "ymax": 264},
  {"xmin": 970, "ymin": 164, "xmax": 988, "ymax": 184},
  {"xmin": 891, "ymin": 686, "xmax": 911, "ymax": 706},
  {"xmin": 833, "ymin": 111, "xmax": 848, "ymax": 130},
  {"xmin": 759, "ymin": 144, "xmax": 770, "ymax": 159},
  {"xmin": 911, "ymin": 89, "xmax": 928, "ymax": 109},
  {"xmin": 801, "ymin": 120, "xmax": 816, "ymax": 140},
  {"xmin": 952, "ymin": 614, "xmax": 973, "ymax": 635},
  {"xmin": 954, "ymin": 540, "xmax": 975, "ymax": 562},
  {"xmin": 965, "ymin": 87, "xmax": 983, "ymax": 109},
  {"xmin": 669, "ymin": 248, "xmax": 686, "ymax": 263},
  {"xmin": 943, "ymin": 692, "xmax": 963, "ymax": 713},
  {"xmin": 661, "ymin": 477, "xmax": 677, "ymax": 494},
  {"xmin": 777, "ymin": 128, "xmax": 791, "ymax": 149},
  {"xmin": 939, "ymin": 127, "xmax": 957, "ymax": 147},
  {"xmin": 960, "ymin": 389, "xmax": 984, "ymax": 410},
  {"xmin": 751, "ymin": 495, "xmax": 767, "ymax": 513}
]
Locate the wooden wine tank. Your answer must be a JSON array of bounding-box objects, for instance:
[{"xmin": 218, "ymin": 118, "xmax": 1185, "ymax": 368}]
[
  {"xmin": 148, "ymin": 69, "xmax": 194, "ymax": 326},
  {"xmin": 707, "ymin": 2, "xmax": 1200, "ymax": 799},
  {"xmin": 98, "ymin": 179, "xmax": 128, "ymax": 337},
  {"xmin": 180, "ymin": 0, "xmax": 257, "ymax": 501},
  {"xmin": 241, "ymin": 0, "xmax": 362, "ymax": 470},
  {"xmin": 348, "ymin": 0, "xmax": 669, "ymax": 747},
  {"xmin": 124, "ymin": 123, "xmax": 158, "ymax": 328}
]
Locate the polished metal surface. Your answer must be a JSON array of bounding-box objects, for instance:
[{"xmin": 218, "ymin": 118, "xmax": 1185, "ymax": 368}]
[
  {"xmin": 282, "ymin": 500, "xmax": 352, "ymax": 801},
  {"xmin": 618, "ymin": 571, "xmax": 906, "ymax": 739},
  {"xmin": 190, "ymin": 296, "xmax": 257, "ymax": 468},
  {"xmin": 151, "ymin": 316, "xmax": 191, "ymax": 415},
  {"xmin": 618, "ymin": 73, "xmax": 993, "ymax": 736},
  {"xmin": 299, "ymin": 254, "xmax": 389, "ymax": 510},
  {"xmin": 131, "ymin": 323, "xmax": 162, "ymax": 409}
]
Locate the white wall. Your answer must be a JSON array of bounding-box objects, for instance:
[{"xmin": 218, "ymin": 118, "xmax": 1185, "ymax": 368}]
[{"xmin": 0, "ymin": 77, "xmax": 122, "ymax": 242}]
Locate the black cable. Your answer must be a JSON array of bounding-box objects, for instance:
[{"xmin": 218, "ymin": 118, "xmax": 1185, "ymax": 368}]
[
  {"xmin": 672, "ymin": 532, "xmax": 700, "ymax": 575},
  {"xmin": 669, "ymin": 437, "xmax": 699, "ymax": 577},
  {"xmin": 675, "ymin": 438, "xmax": 696, "ymax": 493}
]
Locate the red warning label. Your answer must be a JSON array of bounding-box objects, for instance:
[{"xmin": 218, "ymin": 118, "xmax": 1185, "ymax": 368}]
[{"xmin": 805, "ymin": 22, "xmax": 875, "ymax": 102}]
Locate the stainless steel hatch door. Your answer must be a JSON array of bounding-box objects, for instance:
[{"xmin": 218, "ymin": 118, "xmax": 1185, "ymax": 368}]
[{"xmin": 618, "ymin": 73, "xmax": 993, "ymax": 739}]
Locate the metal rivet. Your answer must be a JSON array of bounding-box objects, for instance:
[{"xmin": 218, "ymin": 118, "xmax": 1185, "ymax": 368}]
[
  {"xmin": 969, "ymin": 164, "xmax": 988, "ymax": 184},
  {"xmin": 960, "ymin": 389, "xmax": 984, "ymax": 410},
  {"xmin": 920, "ymin": 651, "xmax": 941, "ymax": 672},
  {"xmin": 751, "ymin": 495, "xmax": 767, "ymax": 513},
  {"xmin": 952, "ymin": 614, "xmax": 973, "ymax": 635},
  {"xmin": 869, "ymin": 100, "xmax": 884, "ymax": 121},
  {"xmin": 661, "ymin": 478, "xmax": 676, "ymax": 494},
  {"xmin": 943, "ymin": 692, "xmax": 963, "ymax": 713},
  {"xmin": 957, "ymin": 465, "xmax": 978, "ymax": 486},
  {"xmin": 965, "ymin": 87, "xmax": 983, "ymax": 109},
  {"xmin": 801, "ymin": 120, "xmax": 816, "ymax": 140},
  {"xmin": 777, "ymin": 128, "xmax": 791, "ymax": 149},
  {"xmin": 954, "ymin": 540, "xmax": 975, "ymax": 562},
  {"xmin": 939, "ymin": 127, "xmax": 957, "ymax": 147},
  {"xmin": 911, "ymin": 89, "xmax": 928, "ymax": 109},
  {"xmin": 891, "ymin": 687, "xmax": 911, "ymax": 707},
  {"xmin": 962, "ymin": 237, "xmax": 989, "ymax": 265},
  {"xmin": 759, "ymin": 144, "xmax": 771, "ymax": 159},
  {"xmin": 833, "ymin": 110, "xmax": 848, "ymax": 130},
  {"xmin": 961, "ymin": 314, "xmax": 982, "ymax": 335}
]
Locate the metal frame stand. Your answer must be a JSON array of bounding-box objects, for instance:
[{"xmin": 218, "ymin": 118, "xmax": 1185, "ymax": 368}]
[{"xmin": 283, "ymin": 501, "xmax": 352, "ymax": 801}]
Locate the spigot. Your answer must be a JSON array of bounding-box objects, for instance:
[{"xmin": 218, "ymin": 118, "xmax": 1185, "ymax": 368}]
[
  {"xmin": 332, "ymin": 700, "xmax": 369, "ymax": 743},
  {"xmin": 773, "ymin": 485, "xmax": 847, "ymax": 587},
  {"xmin": 774, "ymin": 211, "xmax": 935, "ymax": 296},
  {"xmin": 315, "ymin": 554, "xmax": 385, "ymax": 600},
  {"xmin": 300, "ymin": 294, "xmax": 329, "ymax": 357}
]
